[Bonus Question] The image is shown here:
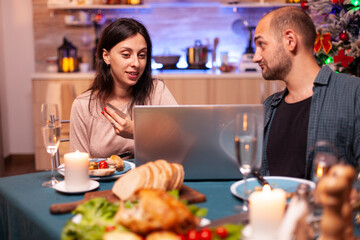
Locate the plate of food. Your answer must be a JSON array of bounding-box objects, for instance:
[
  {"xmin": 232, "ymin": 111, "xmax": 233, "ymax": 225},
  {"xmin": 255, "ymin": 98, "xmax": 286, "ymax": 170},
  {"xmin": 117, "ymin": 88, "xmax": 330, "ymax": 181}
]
[
  {"xmin": 58, "ymin": 155, "xmax": 135, "ymax": 181},
  {"xmin": 230, "ymin": 176, "xmax": 316, "ymax": 200}
]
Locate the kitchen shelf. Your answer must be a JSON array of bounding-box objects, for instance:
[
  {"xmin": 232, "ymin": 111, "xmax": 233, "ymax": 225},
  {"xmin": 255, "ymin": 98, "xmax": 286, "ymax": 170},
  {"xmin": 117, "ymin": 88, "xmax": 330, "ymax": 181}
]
[
  {"xmin": 221, "ymin": 2, "xmax": 300, "ymax": 8},
  {"xmin": 65, "ymin": 21, "xmax": 93, "ymax": 27},
  {"xmin": 47, "ymin": 3, "xmax": 150, "ymax": 9}
]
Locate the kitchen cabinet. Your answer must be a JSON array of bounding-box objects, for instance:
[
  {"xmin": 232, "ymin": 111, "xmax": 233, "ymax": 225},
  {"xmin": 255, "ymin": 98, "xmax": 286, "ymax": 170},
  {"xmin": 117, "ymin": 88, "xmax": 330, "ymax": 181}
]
[{"xmin": 32, "ymin": 72, "xmax": 284, "ymax": 170}]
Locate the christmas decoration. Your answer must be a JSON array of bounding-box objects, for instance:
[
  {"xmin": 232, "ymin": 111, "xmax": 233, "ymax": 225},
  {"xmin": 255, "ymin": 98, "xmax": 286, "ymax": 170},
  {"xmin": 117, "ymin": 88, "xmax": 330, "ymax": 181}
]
[
  {"xmin": 334, "ymin": 49, "xmax": 354, "ymax": 67},
  {"xmin": 339, "ymin": 31, "xmax": 350, "ymax": 42},
  {"xmin": 301, "ymin": 1, "xmax": 309, "ymax": 9},
  {"xmin": 305, "ymin": 0, "xmax": 360, "ymax": 76},
  {"xmin": 314, "ymin": 31, "xmax": 333, "ymax": 54}
]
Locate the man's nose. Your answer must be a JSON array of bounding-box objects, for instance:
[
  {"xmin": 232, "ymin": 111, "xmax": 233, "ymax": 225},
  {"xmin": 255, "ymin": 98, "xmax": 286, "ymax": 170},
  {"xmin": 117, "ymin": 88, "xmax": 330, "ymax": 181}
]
[{"xmin": 252, "ymin": 49, "xmax": 262, "ymax": 63}]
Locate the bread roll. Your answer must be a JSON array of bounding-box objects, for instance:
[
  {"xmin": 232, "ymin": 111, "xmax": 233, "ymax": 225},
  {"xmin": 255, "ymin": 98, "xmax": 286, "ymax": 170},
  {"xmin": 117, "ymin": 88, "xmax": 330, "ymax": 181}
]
[
  {"xmin": 146, "ymin": 231, "xmax": 179, "ymax": 240},
  {"xmin": 103, "ymin": 231, "xmax": 142, "ymax": 240},
  {"xmin": 106, "ymin": 155, "xmax": 125, "ymax": 171},
  {"xmin": 89, "ymin": 168, "xmax": 116, "ymax": 176}
]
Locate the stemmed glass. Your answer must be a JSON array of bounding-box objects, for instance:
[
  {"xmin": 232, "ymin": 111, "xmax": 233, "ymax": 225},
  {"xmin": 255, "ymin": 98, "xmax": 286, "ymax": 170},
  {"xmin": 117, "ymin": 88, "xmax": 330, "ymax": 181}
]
[
  {"xmin": 41, "ymin": 103, "xmax": 61, "ymax": 188},
  {"xmin": 234, "ymin": 112, "xmax": 261, "ymax": 211}
]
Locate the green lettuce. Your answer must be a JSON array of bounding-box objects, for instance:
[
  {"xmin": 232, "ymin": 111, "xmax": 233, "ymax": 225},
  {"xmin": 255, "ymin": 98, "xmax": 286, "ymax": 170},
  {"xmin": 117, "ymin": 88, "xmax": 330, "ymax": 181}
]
[{"xmin": 61, "ymin": 197, "xmax": 126, "ymax": 240}]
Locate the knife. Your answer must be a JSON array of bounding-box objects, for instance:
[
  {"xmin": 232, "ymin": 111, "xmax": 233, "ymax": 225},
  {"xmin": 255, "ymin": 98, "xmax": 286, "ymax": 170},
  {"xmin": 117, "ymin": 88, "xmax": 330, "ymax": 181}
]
[
  {"xmin": 106, "ymin": 103, "xmax": 127, "ymax": 118},
  {"xmin": 251, "ymin": 170, "xmax": 271, "ymax": 188}
]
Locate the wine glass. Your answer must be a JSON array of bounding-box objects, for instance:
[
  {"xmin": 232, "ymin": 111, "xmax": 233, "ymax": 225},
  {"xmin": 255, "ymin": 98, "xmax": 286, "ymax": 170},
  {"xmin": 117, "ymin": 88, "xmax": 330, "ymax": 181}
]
[
  {"xmin": 234, "ymin": 112, "xmax": 261, "ymax": 211},
  {"xmin": 41, "ymin": 103, "xmax": 61, "ymax": 188}
]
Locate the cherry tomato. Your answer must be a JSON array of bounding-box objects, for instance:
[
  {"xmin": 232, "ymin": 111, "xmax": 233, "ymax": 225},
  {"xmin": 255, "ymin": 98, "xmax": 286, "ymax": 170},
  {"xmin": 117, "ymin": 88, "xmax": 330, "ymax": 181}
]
[
  {"xmin": 98, "ymin": 161, "xmax": 108, "ymax": 169},
  {"xmin": 177, "ymin": 234, "xmax": 186, "ymax": 240},
  {"xmin": 187, "ymin": 229, "xmax": 199, "ymax": 240},
  {"xmin": 199, "ymin": 228, "xmax": 212, "ymax": 240},
  {"xmin": 105, "ymin": 225, "xmax": 115, "ymax": 232},
  {"xmin": 215, "ymin": 226, "xmax": 228, "ymax": 238}
]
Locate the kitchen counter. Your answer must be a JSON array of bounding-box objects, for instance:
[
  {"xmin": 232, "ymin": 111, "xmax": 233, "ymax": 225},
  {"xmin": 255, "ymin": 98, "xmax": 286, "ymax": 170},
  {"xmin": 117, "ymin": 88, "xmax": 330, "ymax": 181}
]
[
  {"xmin": 32, "ymin": 71, "xmax": 284, "ymax": 171},
  {"xmin": 31, "ymin": 70, "xmax": 263, "ymax": 80}
]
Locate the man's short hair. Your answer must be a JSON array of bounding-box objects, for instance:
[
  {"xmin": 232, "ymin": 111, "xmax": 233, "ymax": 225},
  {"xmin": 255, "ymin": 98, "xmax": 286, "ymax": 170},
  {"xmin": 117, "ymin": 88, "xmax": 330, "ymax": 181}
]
[{"xmin": 269, "ymin": 7, "xmax": 316, "ymax": 50}]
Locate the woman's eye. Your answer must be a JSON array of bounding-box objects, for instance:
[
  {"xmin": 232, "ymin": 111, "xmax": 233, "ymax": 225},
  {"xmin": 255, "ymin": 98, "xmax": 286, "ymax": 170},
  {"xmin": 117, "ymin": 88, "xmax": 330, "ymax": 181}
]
[
  {"xmin": 139, "ymin": 54, "xmax": 147, "ymax": 59},
  {"xmin": 122, "ymin": 53, "xmax": 130, "ymax": 58}
]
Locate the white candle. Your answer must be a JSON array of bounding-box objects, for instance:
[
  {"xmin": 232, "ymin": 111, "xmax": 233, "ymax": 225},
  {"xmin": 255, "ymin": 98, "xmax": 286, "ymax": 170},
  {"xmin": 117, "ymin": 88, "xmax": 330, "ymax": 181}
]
[
  {"xmin": 249, "ymin": 185, "xmax": 286, "ymax": 240},
  {"xmin": 64, "ymin": 151, "xmax": 89, "ymax": 191}
]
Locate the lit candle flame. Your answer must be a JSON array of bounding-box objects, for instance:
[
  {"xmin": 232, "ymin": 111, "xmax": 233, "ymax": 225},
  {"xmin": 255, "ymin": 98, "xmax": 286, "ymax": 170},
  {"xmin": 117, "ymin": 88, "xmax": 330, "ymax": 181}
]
[
  {"xmin": 262, "ymin": 184, "xmax": 271, "ymax": 193},
  {"xmin": 316, "ymin": 165, "xmax": 324, "ymax": 178},
  {"xmin": 243, "ymin": 113, "xmax": 248, "ymax": 131}
]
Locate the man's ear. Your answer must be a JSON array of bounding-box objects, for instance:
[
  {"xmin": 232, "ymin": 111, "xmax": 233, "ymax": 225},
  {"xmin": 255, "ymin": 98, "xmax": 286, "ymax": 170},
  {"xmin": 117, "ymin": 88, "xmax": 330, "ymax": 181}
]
[{"xmin": 284, "ymin": 29, "xmax": 297, "ymax": 52}]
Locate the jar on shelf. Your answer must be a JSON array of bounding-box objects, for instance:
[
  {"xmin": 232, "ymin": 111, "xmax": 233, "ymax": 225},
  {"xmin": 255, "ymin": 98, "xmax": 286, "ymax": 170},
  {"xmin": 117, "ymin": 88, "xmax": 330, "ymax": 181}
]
[{"xmin": 46, "ymin": 56, "xmax": 58, "ymax": 73}]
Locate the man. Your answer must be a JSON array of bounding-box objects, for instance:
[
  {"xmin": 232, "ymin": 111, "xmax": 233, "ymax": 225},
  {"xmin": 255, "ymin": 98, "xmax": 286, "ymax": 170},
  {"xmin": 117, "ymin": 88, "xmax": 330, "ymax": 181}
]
[{"xmin": 253, "ymin": 6, "xmax": 360, "ymax": 179}]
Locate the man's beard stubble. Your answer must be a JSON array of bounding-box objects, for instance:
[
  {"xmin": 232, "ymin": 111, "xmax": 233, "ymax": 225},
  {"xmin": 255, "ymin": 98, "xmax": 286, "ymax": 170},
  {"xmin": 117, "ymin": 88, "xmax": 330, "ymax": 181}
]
[{"xmin": 262, "ymin": 44, "xmax": 292, "ymax": 81}]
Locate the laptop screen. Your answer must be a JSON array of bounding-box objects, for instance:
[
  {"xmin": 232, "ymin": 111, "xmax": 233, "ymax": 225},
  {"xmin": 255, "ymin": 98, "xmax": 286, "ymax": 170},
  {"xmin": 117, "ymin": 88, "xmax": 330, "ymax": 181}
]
[{"xmin": 134, "ymin": 104, "xmax": 265, "ymax": 180}]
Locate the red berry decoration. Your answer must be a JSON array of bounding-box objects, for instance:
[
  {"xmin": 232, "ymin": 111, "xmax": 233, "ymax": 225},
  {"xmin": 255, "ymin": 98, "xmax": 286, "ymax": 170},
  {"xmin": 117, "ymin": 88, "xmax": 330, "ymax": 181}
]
[
  {"xmin": 339, "ymin": 31, "xmax": 349, "ymax": 42},
  {"xmin": 301, "ymin": 1, "xmax": 308, "ymax": 10}
]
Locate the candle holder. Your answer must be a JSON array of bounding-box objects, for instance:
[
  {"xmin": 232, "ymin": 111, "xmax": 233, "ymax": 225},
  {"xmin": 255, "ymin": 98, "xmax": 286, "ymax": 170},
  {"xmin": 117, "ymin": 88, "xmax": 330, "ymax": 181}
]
[
  {"xmin": 311, "ymin": 141, "xmax": 338, "ymax": 183},
  {"xmin": 57, "ymin": 37, "xmax": 78, "ymax": 73}
]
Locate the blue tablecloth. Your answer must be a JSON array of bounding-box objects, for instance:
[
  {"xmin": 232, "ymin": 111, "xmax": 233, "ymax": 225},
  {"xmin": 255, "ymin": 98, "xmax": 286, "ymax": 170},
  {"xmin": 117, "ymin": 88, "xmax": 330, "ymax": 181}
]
[
  {"xmin": 1, "ymin": 171, "xmax": 360, "ymax": 240},
  {"xmin": 0, "ymin": 171, "xmax": 243, "ymax": 240}
]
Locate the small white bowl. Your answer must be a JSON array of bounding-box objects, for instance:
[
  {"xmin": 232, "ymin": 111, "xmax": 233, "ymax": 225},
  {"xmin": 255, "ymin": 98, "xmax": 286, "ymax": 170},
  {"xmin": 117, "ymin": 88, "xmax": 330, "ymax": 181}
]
[{"xmin": 64, "ymin": 15, "xmax": 74, "ymax": 25}]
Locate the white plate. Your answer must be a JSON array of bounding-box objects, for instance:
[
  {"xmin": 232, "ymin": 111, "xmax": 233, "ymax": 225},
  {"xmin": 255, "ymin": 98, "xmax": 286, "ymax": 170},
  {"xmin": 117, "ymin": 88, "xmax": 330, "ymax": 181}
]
[
  {"xmin": 230, "ymin": 176, "xmax": 315, "ymax": 200},
  {"xmin": 58, "ymin": 159, "xmax": 135, "ymax": 181},
  {"xmin": 53, "ymin": 180, "xmax": 99, "ymax": 194}
]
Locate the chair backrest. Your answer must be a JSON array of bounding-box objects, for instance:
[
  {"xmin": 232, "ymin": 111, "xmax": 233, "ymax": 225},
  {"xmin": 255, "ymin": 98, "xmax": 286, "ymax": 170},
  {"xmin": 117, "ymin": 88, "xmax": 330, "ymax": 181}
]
[{"xmin": 55, "ymin": 119, "xmax": 70, "ymax": 167}]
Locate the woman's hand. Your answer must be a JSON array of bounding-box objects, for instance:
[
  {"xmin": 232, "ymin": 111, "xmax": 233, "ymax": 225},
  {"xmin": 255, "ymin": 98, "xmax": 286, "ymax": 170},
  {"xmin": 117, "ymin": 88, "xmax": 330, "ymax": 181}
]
[{"xmin": 102, "ymin": 107, "xmax": 134, "ymax": 139}]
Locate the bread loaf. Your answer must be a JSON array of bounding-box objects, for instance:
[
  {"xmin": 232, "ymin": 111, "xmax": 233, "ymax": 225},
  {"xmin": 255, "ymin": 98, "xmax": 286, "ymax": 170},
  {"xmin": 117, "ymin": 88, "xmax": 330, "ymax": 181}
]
[
  {"xmin": 112, "ymin": 160, "xmax": 185, "ymax": 201},
  {"xmin": 112, "ymin": 168, "xmax": 146, "ymax": 201}
]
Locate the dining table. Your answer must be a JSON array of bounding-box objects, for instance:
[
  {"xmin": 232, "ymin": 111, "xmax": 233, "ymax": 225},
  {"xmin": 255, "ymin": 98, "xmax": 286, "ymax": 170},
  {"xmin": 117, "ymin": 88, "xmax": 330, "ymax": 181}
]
[
  {"xmin": 0, "ymin": 168, "xmax": 359, "ymax": 240},
  {"xmin": 0, "ymin": 169, "xmax": 249, "ymax": 240}
]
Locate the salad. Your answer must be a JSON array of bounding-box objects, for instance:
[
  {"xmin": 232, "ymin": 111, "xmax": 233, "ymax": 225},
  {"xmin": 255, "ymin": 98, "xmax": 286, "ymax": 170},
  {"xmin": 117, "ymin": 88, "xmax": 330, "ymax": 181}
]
[{"xmin": 61, "ymin": 192, "xmax": 244, "ymax": 240}]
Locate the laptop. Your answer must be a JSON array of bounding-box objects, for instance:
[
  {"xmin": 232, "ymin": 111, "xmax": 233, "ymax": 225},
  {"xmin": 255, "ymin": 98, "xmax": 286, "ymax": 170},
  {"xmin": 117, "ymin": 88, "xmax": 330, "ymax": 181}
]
[{"xmin": 133, "ymin": 104, "xmax": 265, "ymax": 180}]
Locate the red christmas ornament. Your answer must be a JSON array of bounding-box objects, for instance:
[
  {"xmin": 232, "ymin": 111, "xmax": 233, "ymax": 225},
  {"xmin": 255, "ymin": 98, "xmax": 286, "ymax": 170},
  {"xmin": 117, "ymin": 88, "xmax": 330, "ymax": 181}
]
[
  {"xmin": 334, "ymin": 49, "xmax": 354, "ymax": 68},
  {"xmin": 339, "ymin": 31, "xmax": 349, "ymax": 42},
  {"xmin": 301, "ymin": 1, "xmax": 308, "ymax": 10}
]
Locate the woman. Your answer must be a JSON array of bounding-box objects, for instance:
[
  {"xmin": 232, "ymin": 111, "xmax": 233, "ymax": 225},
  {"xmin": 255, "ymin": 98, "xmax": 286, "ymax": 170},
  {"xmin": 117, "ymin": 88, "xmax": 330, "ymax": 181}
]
[{"xmin": 70, "ymin": 18, "xmax": 177, "ymax": 158}]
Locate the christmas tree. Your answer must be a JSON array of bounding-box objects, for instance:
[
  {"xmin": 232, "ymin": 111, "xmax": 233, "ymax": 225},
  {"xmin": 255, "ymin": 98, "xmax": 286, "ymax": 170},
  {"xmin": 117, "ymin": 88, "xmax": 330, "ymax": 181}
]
[{"xmin": 303, "ymin": 0, "xmax": 360, "ymax": 76}]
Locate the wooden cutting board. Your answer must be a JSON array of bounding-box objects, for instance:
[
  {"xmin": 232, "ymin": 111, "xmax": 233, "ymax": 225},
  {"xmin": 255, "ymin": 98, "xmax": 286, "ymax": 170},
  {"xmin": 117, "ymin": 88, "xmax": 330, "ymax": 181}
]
[{"xmin": 50, "ymin": 184, "xmax": 206, "ymax": 214}]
